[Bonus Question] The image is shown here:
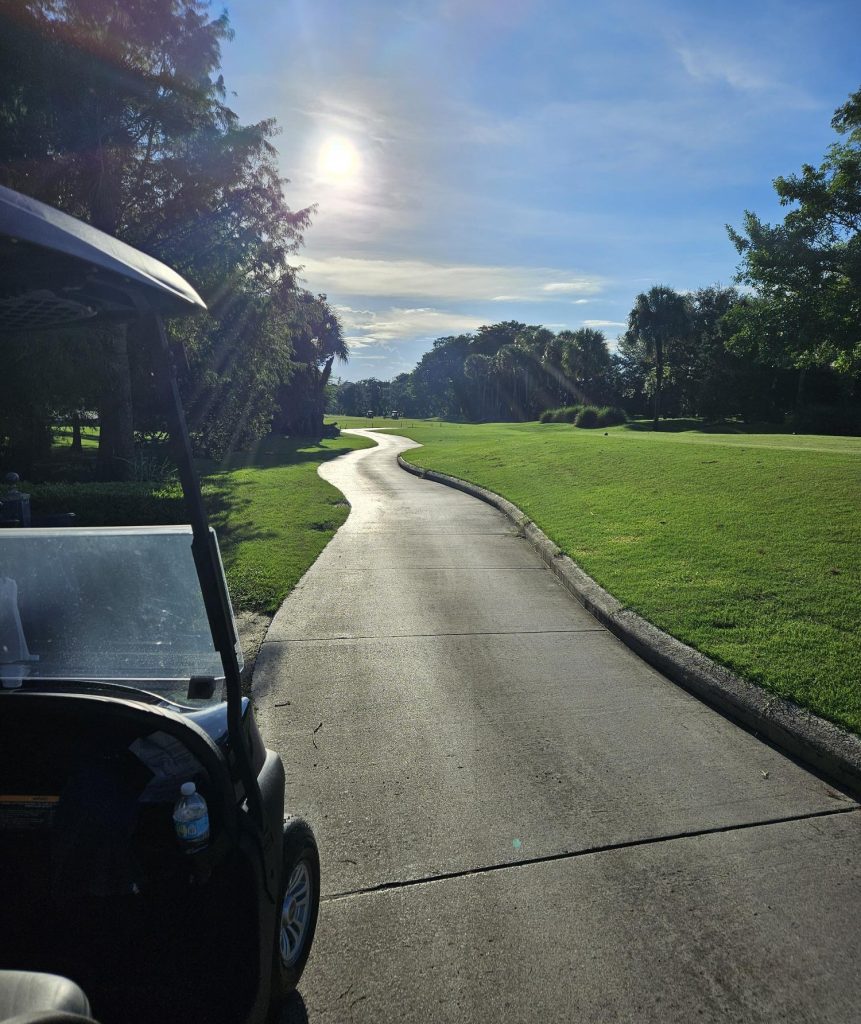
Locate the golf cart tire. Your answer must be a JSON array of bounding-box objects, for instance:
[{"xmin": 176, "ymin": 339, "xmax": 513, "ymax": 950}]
[{"xmin": 270, "ymin": 817, "xmax": 320, "ymax": 1010}]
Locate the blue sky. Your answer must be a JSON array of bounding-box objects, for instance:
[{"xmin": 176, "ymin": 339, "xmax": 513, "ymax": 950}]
[{"xmin": 220, "ymin": 0, "xmax": 860, "ymax": 381}]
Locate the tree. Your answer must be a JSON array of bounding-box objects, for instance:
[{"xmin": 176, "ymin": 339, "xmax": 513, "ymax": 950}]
[
  {"xmin": 727, "ymin": 87, "xmax": 861, "ymax": 379},
  {"xmin": 681, "ymin": 286, "xmax": 748, "ymax": 418},
  {"xmin": 512, "ymin": 326, "xmax": 555, "ymax": 417},
  {"xmin": 623, "ymin": 285, "xmax": 691, "ymax": 426},
  {"xmin": 558, "ymin": 328, "xmax": 612, "ymax": 405},
  {"xmin": 470, "ymin": 321, "xmax": 525, "ymax": 356},
  {"xmin": 0, "ymin": 330, "xmax": 102, "ymax": 475},
  {"xmin": 370, "ymin": 321, "xmax": 623, "ymax": 424},
  {"xmin": 411, "ymin": 334, "xmax": 472, "ymax": 418},
  {"xmin": 388, "ymin": 373, "xmax": 417, "ymax": 417},
  {"xmin": 0, "ymin": 0, "xmax": 311, "ymax": 474},
  {"xmin": 465, "ymin": 323, "xmax": 525, "ymax": 419},
  {"xmin": 272, "ymin": 293, "xmax": 348, "ymax": 438},
  {"xmin": 463, "ymin": 353, "xmax": 494, "ymax": 420},
  {"xmin": 492, "ymin": 344, "xmax": 520, "ymax": 418},
  {"xmin": 177, "ymin": 281, "xmax": 295, "ymax": 457},
  {"xmin": 538, "ymin": 332, "xmax": 573, "ymax": 408}
]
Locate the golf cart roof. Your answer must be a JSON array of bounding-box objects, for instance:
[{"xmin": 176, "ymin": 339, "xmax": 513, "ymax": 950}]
[{"xmin": 0, "ymin": 184, "xmax": 206, "ymax": 331}]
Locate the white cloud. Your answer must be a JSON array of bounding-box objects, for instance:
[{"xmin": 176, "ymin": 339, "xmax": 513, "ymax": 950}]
[
  {"xmin": 295, "ymin": 256, "xmax": 606, "ymax": 303},
  {"xmin": 676, "ymin": 46, "xmax": 774, "ymax": 92},
  {"xmin": 672, "ymin": 42, "xmax": 816, "ymax": 109},
  {"xmin": 581, "ymin": 319, "xmax": 626, "ymax": 328},
  {"xmin": 542, "ymin": 281, "xmax": 594, "ymax": 294},
  {"xmin": 340, "ymin": 305, "xmax": 487, "ymax": 350}
]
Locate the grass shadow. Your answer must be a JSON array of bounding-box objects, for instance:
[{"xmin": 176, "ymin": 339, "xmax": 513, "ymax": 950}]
[
  {"xmin": 199, "ymin": 434, "xmax": 360, "ymax": 474},
  {"xmin": 624, "ymin": 418, "xmax": 788, "ymax": 434},
  {"xmin": 201, "ymin": 472, "xmax": 278, "ymax": 549}
]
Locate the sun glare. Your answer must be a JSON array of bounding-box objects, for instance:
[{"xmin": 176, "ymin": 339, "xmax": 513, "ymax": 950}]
[{"xmin": 318, "ymin": 136, "xmax": 360, "ymax": 183}]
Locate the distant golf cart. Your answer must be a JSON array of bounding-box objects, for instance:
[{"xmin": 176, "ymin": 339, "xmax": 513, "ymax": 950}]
[{"xmin": 0, "ymin": 185, "xmax": 319, "ymax": 1024}]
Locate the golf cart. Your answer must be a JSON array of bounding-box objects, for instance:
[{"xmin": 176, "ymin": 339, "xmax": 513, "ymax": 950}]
[{"xmin": 0, "ymin": 185, "xmax": 319, "ymax": 1024}]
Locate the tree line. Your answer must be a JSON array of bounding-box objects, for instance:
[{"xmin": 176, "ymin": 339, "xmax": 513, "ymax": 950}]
[
  {"xmin": 0, "ymin": 0, "xmax": 347, "ymax": 479},
  {"xmin": 335, "ymin": 88, "xmax": 861, "ymax": 434}
]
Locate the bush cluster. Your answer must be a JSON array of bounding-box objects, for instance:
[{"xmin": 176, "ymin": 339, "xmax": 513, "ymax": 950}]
[
  {"xmin": 28, "ymin": 482, "xmax": 188, "ymax": 526},
  {"xmin": 574, "ymin": 406, "xmax": 600, "ymax": 428},
  {"xmin": 596, "ymin": 405, "xmax": 628, "ymax": 427},
  {"xmin": 539, "ymin": 405, "xmax": 584, "ymax": 423},
  {"xmin": 784, "ymin": 404, "xmax": 861, "ymax": 436},
  {"xmin": 540, "ymin": 405, "xmax": 628, "ymax": 428}
]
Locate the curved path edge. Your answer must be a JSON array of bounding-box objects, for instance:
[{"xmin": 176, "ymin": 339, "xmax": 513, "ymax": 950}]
[{"xmin": 397, "ymin": 451, "xmax": 861, "ymax": 799}]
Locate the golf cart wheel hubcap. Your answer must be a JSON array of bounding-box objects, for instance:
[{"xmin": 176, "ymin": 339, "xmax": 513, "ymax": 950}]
[{"xmin": 280, "ymin": 861, "xmax": 312, "ymax": 967}]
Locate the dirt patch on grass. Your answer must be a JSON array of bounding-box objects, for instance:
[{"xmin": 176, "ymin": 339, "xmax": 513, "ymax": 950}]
[{"xmin": 236, "ymin": 609, "xmax": 273, "ymax": 695}]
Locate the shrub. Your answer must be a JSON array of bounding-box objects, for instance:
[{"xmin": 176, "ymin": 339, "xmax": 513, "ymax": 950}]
[
  {"xmin": 574, "ymin": 406, "xmax": 600, "ymax": 428},
  {"xmin": 28, "ymin": 481, "xmax": 188, "ymax": 526},
  {"xmin": 784, "ymin": 404, "xmax": 861, "ymax": 436},
  {"xmin": 539, "ymin": 404, "xmax": 584, "ymax": 424},
  {"xmin": 29, "ymin": 455, "xmax": 96, "ymax": 483},
  {"xmin": 596, "ymin": 406, "xmax": 628, "ymax": 427},
  {"xmin": 128, "ymin": 449, "xmax": 178, "ymax": 484}
]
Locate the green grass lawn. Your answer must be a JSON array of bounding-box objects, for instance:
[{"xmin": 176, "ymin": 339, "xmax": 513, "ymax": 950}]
[
  {"xmin": 52, "ymin": 426, "xmax": 100, "ymax": 449},
  {"xmin": 373, "ymin": 419, "xmax": 861, "ymax": 734}
]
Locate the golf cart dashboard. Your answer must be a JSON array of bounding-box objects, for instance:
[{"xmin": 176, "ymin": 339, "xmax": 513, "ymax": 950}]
[{"xmin": 0, "ymin": 693, "xmax": 233, "ymax": 889}]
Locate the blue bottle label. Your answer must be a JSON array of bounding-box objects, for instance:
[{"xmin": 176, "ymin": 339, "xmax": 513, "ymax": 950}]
[{"xmin": 175, "ymin": 814, "xmax": 209, "ymax": 842}]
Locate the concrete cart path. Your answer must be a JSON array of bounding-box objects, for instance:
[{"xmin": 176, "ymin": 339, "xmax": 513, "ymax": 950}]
[{"xmin": 256, "ymin": 429, "xmax": 860, "ymax": 1023}]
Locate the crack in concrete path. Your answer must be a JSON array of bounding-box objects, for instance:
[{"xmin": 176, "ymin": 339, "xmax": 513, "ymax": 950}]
[{"xmin": 322, "ymin": 804, "xmax": 860, "ymax": 902}]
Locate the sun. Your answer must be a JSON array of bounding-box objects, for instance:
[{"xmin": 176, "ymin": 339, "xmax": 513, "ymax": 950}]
[{"xmin": 318, "ymin": 136, "xmax": 360, "ymax": 183}]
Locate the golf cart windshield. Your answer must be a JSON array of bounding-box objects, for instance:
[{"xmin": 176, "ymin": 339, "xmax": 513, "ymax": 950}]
[{"xmin": 0, "ymin": 525, "xmax": 239, "ymax": 705}]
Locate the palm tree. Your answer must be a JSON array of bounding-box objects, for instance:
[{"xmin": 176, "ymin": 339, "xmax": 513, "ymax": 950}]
[
  {"xmin": 464, "ymin": 353, "xmax": 493, "ymax": 421},
  {"xmin": 494, "ymin": 344, "xmax": 527, "ymax": 419},
  {"xmin": 559, "ymin": 328, "xmax": 612, "ymax": 405},
  {"xmin": 539, "ymin": 333, "xmax": 571, "ymax": 407},
  {"xmin": 625, "ymin": 285, "xmax": 690, "ymax": 426}
]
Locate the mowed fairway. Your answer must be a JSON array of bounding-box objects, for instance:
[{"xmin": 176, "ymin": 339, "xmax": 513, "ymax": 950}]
[{"xmin": 380, "ymin": 421, "xmax": 861, "ymax": 733}]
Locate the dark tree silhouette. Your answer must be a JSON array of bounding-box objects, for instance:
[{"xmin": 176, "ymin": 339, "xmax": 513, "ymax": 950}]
[{"xmin": 624, "ymin": 286, "xmax": 691, "ymax": 426}]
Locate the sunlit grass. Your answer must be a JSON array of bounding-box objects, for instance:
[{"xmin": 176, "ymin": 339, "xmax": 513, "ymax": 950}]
[
  {"xmin": 52, "ymin": 426, "xmax": 100, "ymax": 450},
  {"xmin": 382, "ymin": 419, "xmax": 861, "ymax": 733}
]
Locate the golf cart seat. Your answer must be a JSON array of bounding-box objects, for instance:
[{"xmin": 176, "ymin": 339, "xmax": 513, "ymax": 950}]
[{"xmin": 0, "ymin": 970, "xmax": 98, "ymax": 1023}]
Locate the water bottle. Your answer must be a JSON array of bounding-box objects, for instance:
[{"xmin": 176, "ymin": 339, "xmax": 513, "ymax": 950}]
[{"xmin": 172, "ymin": 781, "xmax": 210, "ymax": 854}]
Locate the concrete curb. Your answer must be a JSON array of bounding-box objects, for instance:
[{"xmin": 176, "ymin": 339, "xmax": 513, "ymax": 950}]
[{"xmin": 397, "ymin": 453, "xmax": 861, "ymax": 800}]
